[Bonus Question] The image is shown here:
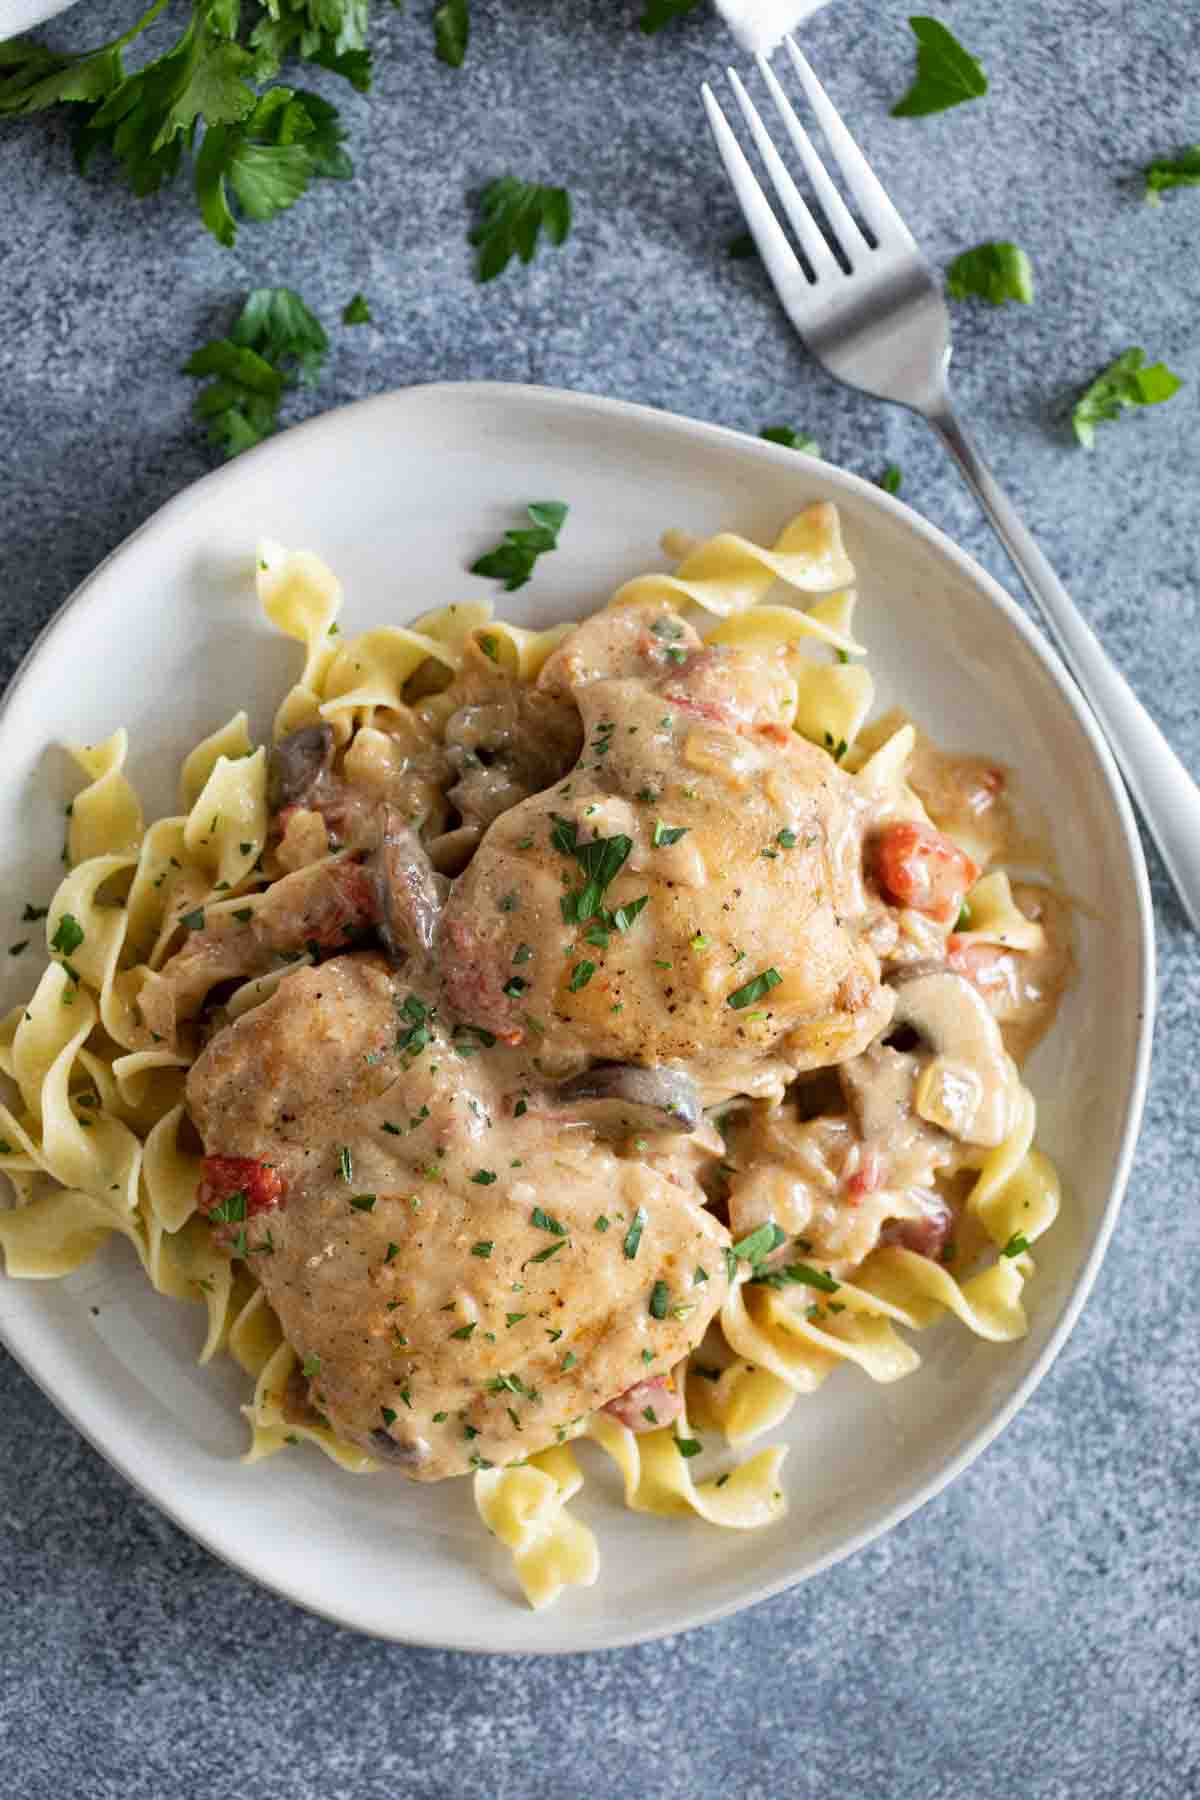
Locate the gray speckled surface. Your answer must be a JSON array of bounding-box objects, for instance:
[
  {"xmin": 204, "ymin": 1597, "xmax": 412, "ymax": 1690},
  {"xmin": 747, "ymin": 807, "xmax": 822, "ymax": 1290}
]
[{"xmin": 1, "ymin": 0, "xmax": 1198, "ymax": 1792}]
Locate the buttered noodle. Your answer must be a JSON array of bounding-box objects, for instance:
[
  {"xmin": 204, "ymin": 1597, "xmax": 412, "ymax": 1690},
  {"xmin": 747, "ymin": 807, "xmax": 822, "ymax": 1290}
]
[{"xmin": 0, "ymin": 505, "xmax": 1068, "ymax": 1609}]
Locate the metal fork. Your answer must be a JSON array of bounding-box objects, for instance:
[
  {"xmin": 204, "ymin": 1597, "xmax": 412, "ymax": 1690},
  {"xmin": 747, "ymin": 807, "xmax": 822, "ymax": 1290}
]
[{"xmin": 704, "ymin": 39, "xmax": 1200, "ymax": 930}]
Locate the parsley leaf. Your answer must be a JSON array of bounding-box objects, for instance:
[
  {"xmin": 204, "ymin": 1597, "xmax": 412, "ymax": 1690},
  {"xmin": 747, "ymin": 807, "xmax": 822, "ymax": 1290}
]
[
  {"xmin": 1001, "ymin": 1232, "xmax": 1031, "ymax": 1258},
  {"xmin": 567, "ymin": 961, "xmax": 595, "ymax": 992},
  {"xmin": 470, "ymin": 501, "xmax": 568, "ymax": 591},
  {"xmin": 891, "ymin": 17, "xmax": 988, "ymax": 118},
  {"xmin": 1145, "ymin": 145, "xmax": 1200, "ymax": 201},
  {"xmin": 1072, "ymin": 348, "xmax": 1183, "ymax": 449},
  {"xmin": 639, "ymin": 0, "xmax": 704, "ymax": 31},
  {"xmin": 184, "ymin": 285, "xmax": 329, "ymax": 458},
  {"xmin": 433, "ymin": 0, "xmax": 470, "ymax": 68},
  {"xmin": 195, "ymin": 85, "xmax": 352, "ymax": 248},
  {"xmin": 727, "ymin": 967, "xmax": 782, "ymax": 1010},
  {"xmin": 947, "ymin": 241, "xmax": 1034, "ymax": 306},
  {"xmin": 342, "ymin": 291, "xmax": 371, "ymax": 324},
  {"xmin": 623, "ymin": 1206, "xmax": 647, "ymax": 1260},
  {"xmin": 879, "ymin": 465, "xmax": 903, "ymax": 495},
  {"xmin": 49, "ymin": 913, "xmax": 85, "ymax": 956},
  {"xmin": 0, "ymin": 0, "xmax": 161, "ymax": 117},
  {"xmin": 752, "ymin": 1262, "xmax": 840, "ymax": 1294},
  {"xmin": 76, "ymin": 6, "xmax": 260, "ymax": 198},
  {"xmin": 760, "ymin": 425, "xmax": 821, "ymax": 455},
  {"xmin": 470, "ymin": 175, "xmax": 572, "ymax": 283}
]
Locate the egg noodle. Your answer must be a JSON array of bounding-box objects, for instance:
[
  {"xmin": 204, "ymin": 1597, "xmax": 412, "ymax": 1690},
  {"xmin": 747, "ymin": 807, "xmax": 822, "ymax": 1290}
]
[{"xmin": 0, "ymin": 504, "xmax": 1061, "ymax": 1610}]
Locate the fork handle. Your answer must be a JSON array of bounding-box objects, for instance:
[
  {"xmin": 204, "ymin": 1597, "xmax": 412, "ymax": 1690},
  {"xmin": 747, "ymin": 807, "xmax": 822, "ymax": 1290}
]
[{"xmin": 929, "ymin": 403, "xmax": 1200, "ymax": 930}]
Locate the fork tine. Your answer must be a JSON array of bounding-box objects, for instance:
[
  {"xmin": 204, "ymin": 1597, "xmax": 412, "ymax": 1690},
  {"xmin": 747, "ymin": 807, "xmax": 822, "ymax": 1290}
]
[
  {"xmin": 701, "ymin": 84, "xmax": 810, "ymax": 304},
  {"xmin": 754, "ymin": 54, "xmax": 869, "ymax": 263},
  {"xmin": 725, "ymin": 69, "xmax": 843, "ymax": 283},
  {"xmin": 783, "ymin": 38, "xmax": 916, "ymax": 250}
]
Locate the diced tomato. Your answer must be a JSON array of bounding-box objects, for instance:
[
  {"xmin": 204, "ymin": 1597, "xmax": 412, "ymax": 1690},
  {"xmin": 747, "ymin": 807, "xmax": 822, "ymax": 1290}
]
[
  {"xmin": 293, "ymin": 861, "xmax": 380, "ymax": 953},
  {"xmin": 874, "ymin": 822, "xmax": 979, "ymax": 924},
  {"xmin": 197, "ymin": 1154, "xmax": 285, "ymax": 1221},
  {"xmin": 844, "ymin": 1144, "xmax": 883, "ymax": 1203}
]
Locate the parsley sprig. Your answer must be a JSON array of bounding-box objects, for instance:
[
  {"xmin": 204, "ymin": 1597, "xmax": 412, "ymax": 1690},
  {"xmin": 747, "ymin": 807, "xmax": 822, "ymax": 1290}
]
[
  {"xmin": 1071, "ymin": 348, "xmax": 1183, "ymax": 449},
  {"xmin": 947, "ymin": 242, "xmax": 1034, "ymax": 306},
  {"xmin": 184, "ymin": 286, "xmax": 329, "ymax": 458},
  {"xmin": 470, "ymin": 501, "xmax": 568, "ymax": 591},
  {"xmin": 891, "ymin": 17, "xmax": 988, "ymax": 119},
  {"xmin": 469, "ymin": 176, "xmax": 572, "ymax": 283}
]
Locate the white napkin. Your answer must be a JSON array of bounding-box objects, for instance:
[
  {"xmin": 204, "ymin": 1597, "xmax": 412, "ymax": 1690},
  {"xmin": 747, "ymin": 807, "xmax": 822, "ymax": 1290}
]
[{"xmin": 713, "ymin": 0, "xmax": 831, "ymax": 55}]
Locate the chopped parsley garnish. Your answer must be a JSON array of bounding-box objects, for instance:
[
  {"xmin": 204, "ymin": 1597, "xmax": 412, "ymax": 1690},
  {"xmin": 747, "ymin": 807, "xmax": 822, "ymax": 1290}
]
[
  {"xmin": 567, "ymin": 960, "xmax": 595, "ymax": 992},
  {"xmin": 449, "ymin": 1322, "xmax": 477, "ymax": 1341},
  {"xmin": 513, "ymin": 1097, "xmax": 528, "ymax": 1118},
  {"xmin": 527, "ymin": 1239, "xmax": 567, "ymax": 1265},
  {"xmin": 469, "ymin": 1454, "xmax": 494, "ymax": 1470},
  {"xmin": 178, "ymin": 907, "xmax": 205, "ymax": 932},
  {"xmin": 552, "ymin": 819, "xmax": 635, "ymax": 925},
  {"xmin": 337, "ymin": 1146, "xmax": 353, "ymax": 1184},
  {"xmin": 384, "ymin": 1242, "xmax": 400, "ymax": 1263},
  {"xmin": 396, "ymin": 993, "xmax": 432, "ymax": 1055},
  {"xmin": 185, "ymin": 289, "xmax": 331, "ymax": 458},
  {"xmin": 532, "ymin": 1206, "xmax": 566, "ymax": 1236},
  {"xmin": 731, "ymin": 1222, "xmax": 787, "ymax": 1265},
  {"xmin": 891, "ymin": 17, "xmax": 988, "ymax": 118},
  {"xmin": 1001, "ymin": 1232, "xmax": 1031, "ymax": 1258},
  {"xmin": 208, "ymin": 1188, "xmax": 247, "ymax": 1224},
  {"xmin": 349, "ymin": 1194, "xmax": 376, "ymax": 1212},
  {"xmin": 947, "ymin": 242, "xmax": 1034, "ymax": 306},
  {"xmin": 502, "ymin": 976, "xmax": 529, "ymax": 998},
  {"xmin": 760, "ymin": 425, "xmax": 820, "ymax": 455},
  {"xmin": 956, "ymin": 902, "xmax": 973, "ymax": 931},
  {"xmin": 49, "ymin": 914, "xmax": 85, "ymax": 955},
  {"xmin": 623, "ymin": 1206, "xmax": 647, "ymax": 1259},
  {"xmin": 879, "ymin": 465, "xmax": 903, "ymax": 496},
  {"xmin": 380, "ymin": 1406, "xmax": 397, "ymax": 1427},
  {"xmin": 470, "ymin": 178, "xmax": 572, "ymax": 284},
  {"xmin": 727, "ymin": 967, "xmax": 782, "ymax": 1010},
  {"xmin": 595, "ymin": 1214, "xmax": 610, "ymax": 1233},
  {"xmin": 381, "ymin": 1122, "xmax": 402, "ymax": 1136},
  {"xmin": 776, "ymin": 829, "xmax": 798, "ymax": 849},
  {"xmin": 652, "ymin": 820, "xmax": 688, "ymax": 847},
  {"xmin": 470, "ymin": 499, "xmax": 568, "ymax": 589},
  {"xmin": 611, "ymin": 896, "xmax": 649, "ymax": 932},
  {"xmin": 505, "ymin": 1312, "xmax": 527, "ymax": 1327},
  {"xmin": 232, "ymin": 907, "xmax": 254, "ymax": 923},
  {"xmin": 512, "ymin": 942, "xmax": 534, "ymax": 964},
  {"xmin": 342, "ymin": 292, "xmax": 371, "ymax": 325},
  {"xmin": 432, "ymin": 1411, "xmax": 448, "ymax": 1423},
  {"xmin": 1144, "ymin": 145, "xmax": 1200, "ymax": 200},
  {"xmin": 561, "ymin": 1351, "xmax": 577, "ymax": 1370},
  {"xmin": 498, "ymin": 891, "xmax": 520, "ymax": 913},
  {"xmin": 1072, "ymin": 348, "xmax": 1182, "ymax": 449},
  {"xmin": 675, "ymin": 1436, "xmax": 703, "ymax": 1458},
  {"xmin": 694, "ymin": 1265, "xmax": 709, "ymax": 1284},
  {"xmin": 302, "ymin": 1354, "xmax": 321, "ymax": 1378},
  {"xmin": 639, "ymin": 0, "xmax": 704, "ymax": 31},
  {"xmin": 471, "ymin": 1169, "xmax": 497, "ymax": 1185},
  {"xmin": 648, "ymin": 1279, "xmax": 670, "ymax": 1319},
  {"xmin": 642, "ymin": 1406, "xmax": 658, "ymax": 1424},
  {"xmin": 471, "ymin": 1240, "xmax": 494, "ymax": 1259},
  {"xmin": 22, "ymin": 905, "xmax": 49, "ymax": 922},
  {"xmin": 753, "ymin": 1262, "xmax": 841, "ymax": 1295}
]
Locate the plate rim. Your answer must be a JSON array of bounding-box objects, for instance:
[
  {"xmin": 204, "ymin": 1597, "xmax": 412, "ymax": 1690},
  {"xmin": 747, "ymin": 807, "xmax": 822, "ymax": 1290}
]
[{"xmin": 0, "ymin": 380, "xmax": 1157, "ymax": 1653}]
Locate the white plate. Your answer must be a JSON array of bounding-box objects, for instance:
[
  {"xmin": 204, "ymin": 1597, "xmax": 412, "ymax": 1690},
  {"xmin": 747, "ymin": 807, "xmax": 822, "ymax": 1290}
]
[
  {"xmin": 3, "ymin": 0, "xmax": 80, "ymax": 36},
  {"xmin": 0, "ymin": 383, "xmax": 1154, "ymax": 1652}
]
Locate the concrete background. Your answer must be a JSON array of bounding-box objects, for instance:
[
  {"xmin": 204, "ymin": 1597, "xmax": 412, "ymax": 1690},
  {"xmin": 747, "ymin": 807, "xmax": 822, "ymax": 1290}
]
[{"xmin": 1, "ymin": 1, "xmax": 1197, "ymax": 1794}]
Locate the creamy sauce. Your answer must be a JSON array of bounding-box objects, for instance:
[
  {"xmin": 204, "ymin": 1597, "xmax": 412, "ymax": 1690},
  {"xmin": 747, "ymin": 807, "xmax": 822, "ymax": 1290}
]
[
  {"xmin": 164, "ymin": 600, "xmax": 1074, "ymax": 1479},
  {"xmin": 187, "ymin": 955, "xmax": 729, "ymax": 1478}
]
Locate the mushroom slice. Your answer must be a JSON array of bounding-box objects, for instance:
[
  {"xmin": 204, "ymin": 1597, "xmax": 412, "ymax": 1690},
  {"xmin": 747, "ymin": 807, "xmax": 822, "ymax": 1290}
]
[
  {"xmin": 888, "ymin": 966, "xmax": 1017, "ymax": 1147},
  {"xmin": 369, "ymin": 1428, "xmax": 432, "ymax": 1471},
  {"xmin": 268, "ymin": 724, "xmax": 335, "ymax": 811},
  {"xmin": 370, "ymin": 807, "xmax": 446, "ymax": 966},
  {"xmin": 554, "ymin": 1063, "xmax": 702, "ymax": 1136}
]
